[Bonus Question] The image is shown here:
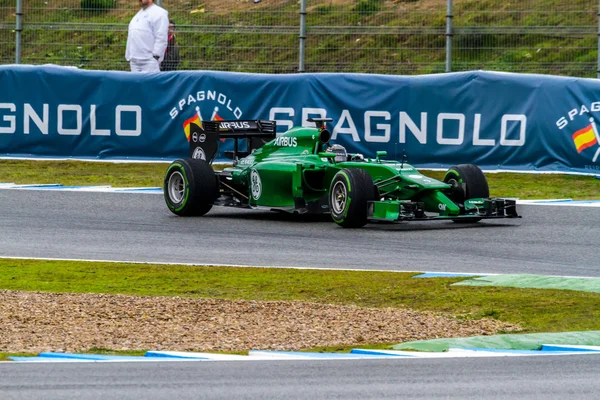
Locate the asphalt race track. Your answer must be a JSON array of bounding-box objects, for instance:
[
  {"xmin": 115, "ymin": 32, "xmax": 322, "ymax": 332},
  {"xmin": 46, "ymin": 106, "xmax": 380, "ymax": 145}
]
[
  {"xmin": 0, "ymin": 190, "xmax": 598, "ymax": 277},
  {"xmin": 1, "ymin": 189, "xmax": 600, "ymax": 399},
  {"xmin": 2, "ymin": 355, "xmax": 600, "ymax": 400}
]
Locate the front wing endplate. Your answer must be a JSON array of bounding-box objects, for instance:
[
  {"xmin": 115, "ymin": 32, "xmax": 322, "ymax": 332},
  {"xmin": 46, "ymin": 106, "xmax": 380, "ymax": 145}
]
[{"xmin": 368, "ymin": 198, "xmax": 520, "ymax": 222}]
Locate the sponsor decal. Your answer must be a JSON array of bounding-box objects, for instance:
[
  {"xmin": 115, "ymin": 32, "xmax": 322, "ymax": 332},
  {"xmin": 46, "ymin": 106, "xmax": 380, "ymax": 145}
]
[
  {"xmin": 0, "ymin": 103, "xmax": 142, "ymax": 136},
  {"xmin": 191, "ymin": 132, "xmax": 198, "ymax": 143},
  {"xmin": 268, "ymin": 107, "xmax": 527, "ymax": 147},
  {"xmin": 239, "ymin": 155, "xmax": 255, "ymax": 165},
  {"xmin": 170, "ymin": 90, "xmax": 242, "ymax": 120},
  {"xmin": 219, "ymin": 121, "xmax": 251, "ymax": 130},
  {"xmin": 555, "ymin": 100, "xmax": 600, "ymax": 168},
  {"xmin": 273, "ymin": 136, "xmax": 297, "ymax": 147},
  {"xmin": 250, "ymin": 169, "xmax": 262, "ymax": 200},
  {"xmin": 555, "ymin": 102, "xmax": 600, "ymax": 130},
  {"xmin": 199, "ymin": 133, "xmax": 206, "ymax": 143},
  {"xmin": 192, "ymin": 147, "xmax": 206, "ymax": 160}
]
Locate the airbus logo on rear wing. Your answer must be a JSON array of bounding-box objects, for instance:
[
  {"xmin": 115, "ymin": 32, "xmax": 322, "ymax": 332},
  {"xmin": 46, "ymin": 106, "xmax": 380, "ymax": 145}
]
[
  {"xmin": 203, "ymin": 120, "xmax": 277, "ymax": 137},
  {"xmin": 219, "ymin": 121, "xmax": 252, "ymax": 130}
]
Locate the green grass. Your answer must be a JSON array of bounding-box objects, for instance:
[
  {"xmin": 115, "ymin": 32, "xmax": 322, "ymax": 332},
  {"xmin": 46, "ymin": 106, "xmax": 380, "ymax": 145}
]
[
  {"xmin": 0, "ymin": 160, "xmax": 169, "ymax": 188},
  {"xmin": 0, "ymin": 159, "xmax": 598, "ymax": 200},
  {"xmin": 0, "ymin": 0, "xmax": 596, "ymax": 76},
  {"xmin": 0, "ymin": 352, "xmax": 38, "ymax": 361},
  {"xmin": 1, "ymin": 259, "xmax": 600, "ymax": 334}
]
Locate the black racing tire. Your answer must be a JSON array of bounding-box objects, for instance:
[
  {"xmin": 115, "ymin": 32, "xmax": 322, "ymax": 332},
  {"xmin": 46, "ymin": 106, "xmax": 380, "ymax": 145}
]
[
  {"xmin": 164, "ymin": 158, "xmax": 218, "ymax": 216},
  {"xmin": 443, "ymin": 164, "xmax": 489, "ymax": 223},
  {"xmin": 329, "ymin": 168, "xmax": 376, "ymax": 228}
]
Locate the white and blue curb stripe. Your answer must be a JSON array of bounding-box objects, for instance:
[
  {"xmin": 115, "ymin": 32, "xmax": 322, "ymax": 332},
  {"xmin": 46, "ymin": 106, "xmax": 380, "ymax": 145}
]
[
  {"xmin": 0, "ymin": 183, "xmax": 162, "ymax": 194},
  {"xmin": 412, "ymin": 272, "xmax": 486, "ymax": 278},
  {"xmin": 9, "ymin": 345, "xmax": 600, "ymax": 362},
  {"xmin": 8, "ymin": 352, "xmax": 198, "ymax": 362}
]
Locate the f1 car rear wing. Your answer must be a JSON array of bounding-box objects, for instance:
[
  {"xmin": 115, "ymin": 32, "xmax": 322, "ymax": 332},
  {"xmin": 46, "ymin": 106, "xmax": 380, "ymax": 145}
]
[{"xmin": 189, "ymin": 120, "xmax": 277, "ymax": 163}]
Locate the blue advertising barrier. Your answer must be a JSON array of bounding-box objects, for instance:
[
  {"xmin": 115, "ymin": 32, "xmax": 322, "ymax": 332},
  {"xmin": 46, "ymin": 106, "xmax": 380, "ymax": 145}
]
[{"xmin": 1, "ymin": 64, "xmax": 600, "ymax": 174}]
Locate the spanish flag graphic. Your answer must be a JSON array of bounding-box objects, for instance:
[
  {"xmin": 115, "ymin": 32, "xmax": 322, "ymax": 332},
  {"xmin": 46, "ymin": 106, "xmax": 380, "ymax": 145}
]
[
  {"xmin": 572, "ymin": 118, "xmax": 600, "ymax": 163},
  {"xmin": 572, "ymin": 124, "xmax": 597, "ymax": 153},
  {"xmin": 211, "ymin": 106, "xmax": 224, "ymax": 121},
  {"xmin": 183, "ymin": 112, "xmax": 201, "ymax": 142}
]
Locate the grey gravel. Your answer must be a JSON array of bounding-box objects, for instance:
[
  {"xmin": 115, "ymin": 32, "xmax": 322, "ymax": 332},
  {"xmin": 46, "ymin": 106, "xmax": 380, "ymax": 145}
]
[{"xmin": 0, "ymin": 290, "xmax": 520, "ymax": 353}]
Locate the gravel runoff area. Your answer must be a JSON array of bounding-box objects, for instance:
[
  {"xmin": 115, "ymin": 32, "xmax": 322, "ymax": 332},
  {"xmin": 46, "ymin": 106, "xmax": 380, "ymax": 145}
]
[{"xmin": 0, "ymin": 290, "xmax": 521, "ymax": 354}]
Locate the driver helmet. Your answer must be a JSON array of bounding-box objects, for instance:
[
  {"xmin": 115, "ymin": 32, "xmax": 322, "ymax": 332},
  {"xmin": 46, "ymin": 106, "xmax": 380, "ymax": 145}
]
[{"xmin": 326, "ymin": 144, "xmax": 348, "ymax": 163}]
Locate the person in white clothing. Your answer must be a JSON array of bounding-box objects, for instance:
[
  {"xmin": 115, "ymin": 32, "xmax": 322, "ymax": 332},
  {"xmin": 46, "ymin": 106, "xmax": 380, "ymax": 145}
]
[{"xmin": 125, "ymin": 0, "xmax": 169, "ymax": 73}]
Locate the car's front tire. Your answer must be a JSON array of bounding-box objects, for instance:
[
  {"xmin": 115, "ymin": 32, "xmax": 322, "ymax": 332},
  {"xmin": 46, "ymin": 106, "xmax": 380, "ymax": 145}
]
[
  {"xmin": 329, "ymin": 168, "xmax": 375, "ymax": 228},
  {"xmin": 164, "ymin": 158, "xmax": 218, "ymax": 216},
  {"xmin": 443, "ymin": 164, "xmax": 489, "ymax": 223}
]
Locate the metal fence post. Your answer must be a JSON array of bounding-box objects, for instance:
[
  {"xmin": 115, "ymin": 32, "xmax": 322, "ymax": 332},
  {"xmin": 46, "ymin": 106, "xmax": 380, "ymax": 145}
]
[
  {"xmin": 298, "ymin": 0, "xmax": 307, "ymax": 72},
  {"xmin": 446, "ymin": 0, "xmax": 452, "ymax": 72},
  {"xmin": 597, "ymin": 0, "xmax": 600, "ymax": 78},
  {"xmin": 16, "ymin": 0, "xmax": 23, "ymax": 64},
  {"xmin": 156, "ymin": 0, "xmax": 163, "ymax": 7}
]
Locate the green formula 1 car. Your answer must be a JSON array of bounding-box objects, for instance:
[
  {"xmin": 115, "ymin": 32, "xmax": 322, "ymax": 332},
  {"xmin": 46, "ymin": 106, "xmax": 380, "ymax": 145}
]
[{"xmin": 164, "ymin": 118, "xmax": 520, "ymax": 228}]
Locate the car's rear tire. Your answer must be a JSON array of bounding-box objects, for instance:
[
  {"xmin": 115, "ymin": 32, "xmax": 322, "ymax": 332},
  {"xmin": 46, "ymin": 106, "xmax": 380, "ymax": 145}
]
[
  {"xmin": 329, "ymin": 168, "xmax": 375, "ymax": 228},
  {"xmin": 164, "ymin": 158, "xmax": 218, "ymax": 216},
  {"xmin": 443, "ymin": 164, "xmax": 489, "ymax": 223}
]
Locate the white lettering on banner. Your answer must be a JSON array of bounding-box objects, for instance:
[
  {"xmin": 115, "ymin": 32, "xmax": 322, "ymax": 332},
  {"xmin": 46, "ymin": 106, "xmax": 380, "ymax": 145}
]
[
  {"xmin": 91, "ymin": 105, "xmax": 110, "ymax": 136},
  {"xmin": 57, "ymin": 105, "xmax": 82, "ymax": 135},
  {"xmin": 332, "ymin": 110, "xmax": 360, "ymax": 142},
  {"xmin": 116, "ymin": 105, "xmax": 142, "ymax": 136},
  {"xmin": 24, "ymin": 104, "xmax": 49, "ymax": 135},
  {"xmin": 472, "ymin": 114, "xmax": 495, "ymax": 146},
  {"xmin": 437, "ymin": 113, "xmax": 465, "ymax": 145},
  {"xmin": 269, "ymin": 107, "xmax": 295, "ymax": 131},
  {"xmin": 0, "ymin": 103, "xmax": 16, "ymax": 134},
  {"xmin": 170, "ymin": 90, "xmax": 243, "ymax": 119},
  {"xmin": 302, "ymin": 108, "xmax": 327, "ymax": 127},
  {"xmin": 217, "ymin": 93, "xmax": 234, "ymax": 112},
  {"xmin": 556, "ymin": 101, "xmax": 600, "ymax": 129},
  {"xmin": 365, "ymin": 111, "xmax": 390, "ymax": 143},
  {"xmin": 266, "ymin": 106, "xmax": 527, "ymax": 147},
  {"xmin": 500, "ymin": 114, "xmax": 526, "ymax": 146},
  {"xmin": 400, "ymin": 112, "xmax": 427, "ymax": 144},
  {"xmin": 0, "ymin": 103, "xmax": 142, "ymax": 136}
]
